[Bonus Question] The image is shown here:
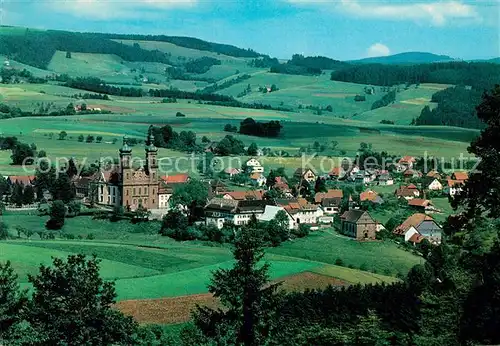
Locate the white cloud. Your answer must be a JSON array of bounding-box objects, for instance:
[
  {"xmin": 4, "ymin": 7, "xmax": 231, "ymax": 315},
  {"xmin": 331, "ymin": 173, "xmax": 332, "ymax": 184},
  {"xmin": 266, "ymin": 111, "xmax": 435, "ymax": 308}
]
[
  {"xmin": 286, "ymin": 0, "xmax": 481, "ymax": 26},
  {"xmin": 366, "ymin": 43, "xmax": 390, "ymax": 57},
  {"xmin": 48, "ymin": 0, "xmax": 198, "ymax": 20}
]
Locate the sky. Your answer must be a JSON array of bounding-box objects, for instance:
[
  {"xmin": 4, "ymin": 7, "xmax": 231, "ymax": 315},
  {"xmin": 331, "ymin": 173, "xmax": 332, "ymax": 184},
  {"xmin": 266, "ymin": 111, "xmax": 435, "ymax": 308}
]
[{"xmin": 1, "ymin": 0, "xmax": 499, "ymax": 60}]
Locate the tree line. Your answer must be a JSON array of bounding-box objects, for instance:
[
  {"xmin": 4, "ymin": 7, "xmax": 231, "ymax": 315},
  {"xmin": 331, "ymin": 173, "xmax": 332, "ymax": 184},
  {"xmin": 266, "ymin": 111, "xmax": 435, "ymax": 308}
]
[
  {"xmin": 0, "ymin": 102, "xmax": 110, "ymax": 120},
  {"xmin": 201, "ymin": 74, "xmax": 251, "ymax": 94},
  {"xmin": 0, "ymin": 29, "xmax": 171, "ymax": 69},
  {"xmin": 95, "ymin": 32, "xmax": 261, "ymax": 58},
  {"xmin": 0, "ymin": 68, "xmax": 47, "ymax": 84},
  {"xmin": 331, "ymin": 61, "xmax": 500, "ymax": 89},
  {"xmin": 371, "ymin": 90, "xmax": 396, "ymax": 110},
  {"xmin": 413, "ymin": 85, "xmax": 485, "ymax": 129},
  {"xmin": 239, "ymin": 117, "xmax": 283, "ymax": 138}
]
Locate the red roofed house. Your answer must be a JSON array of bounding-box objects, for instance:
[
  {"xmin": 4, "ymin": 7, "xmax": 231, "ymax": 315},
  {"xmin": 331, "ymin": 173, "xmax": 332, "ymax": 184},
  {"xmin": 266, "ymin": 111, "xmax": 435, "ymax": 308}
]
[
  {"xmin": 360, "ymin": 190, "xmax": 384, "ymax": 204},
  {"xmin": 222, "ymin": 190, "xmax": 264, "ymax": 201},
  {"xmin": 393, "ymin": 213, "xmax": 442, "ymax": 245},
  {"xmin": 275, "ymin": 198, "xmax": 322, "ymax": 226},
  {"xmin": 329, "ymin": 167, "xmax": 345, "ymax": 180},
  {"xmin": 161, "ymin": 174, "xmax": 190, "ymax": 184},
  {"xmin": 395, "ymin": 185, "xmax": 420, "ymax": 200},
  {"xmin": 426, "ymin": 170, "xmax": 442, "ymax": 179},
  {"xmin": 447, "ymin": 171, "xmax": 468, "ymax": 197},
  {"xmin": 224, "ymin": 168, "xmax": 242, "ymax": 177},
  {"xmin": 403, "ymin": 169, "xmax": 422, "ymax": 180},
  {"xmin": 314, "ymin": 189, "xmax": 343, "ymax": 204},
  {"xmin": 397, "ymin": 156, "xmax": 416, "ymax": 172},
  {"xmin": 294, "ymin": 168, "xmax": 317, "ymax": 183},
  {"xmin": 408, "ymin": 198, "xmax": 435, "ymax": 213},
  {"xmin": 7, "ymin": 175, "xmax": 35, "ymax": 186}
]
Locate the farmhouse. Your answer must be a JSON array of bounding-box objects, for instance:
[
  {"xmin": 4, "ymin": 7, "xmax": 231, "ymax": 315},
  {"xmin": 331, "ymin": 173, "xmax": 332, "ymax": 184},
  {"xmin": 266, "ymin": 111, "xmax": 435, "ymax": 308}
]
[
  {"xmin": 395, "ymin": 184, "xmax": 420, "ymax": 200},
  {"xmin": 360, "ymin": 190, "xmax": 384, "ymax": 204},
  {"xmin": 257, "ymin": 205, "xmax": 294, "ymax": 230},
  {"xmin": 393, "ymin": 213, "xmax": 442, "ymax": 245},
  {"xmin": 160, "ymin": 174, "xmax": 189, "ymax": 185},
  {"xmin": 447, "ymin": 171, "xmax": 468, "ymax": 197},
  {"xmin": 426, "ymin": 170, "xmax": 442, "ymax": 180},
  {"xmin": 221, "ymin": 190, "xmax": 264, "ymax": 201},
  {"xmin": 397, "ymin": 156, "xmax": 416, "ymax": 172},
  {"xmin": 294, "ymin": 168, "xmax": 316, "ymax": 183},
  {"xmin": 7, "ymin": 175, "xmax": 35, "ymax": 186},
  {"xmin": 275, "ymin": 198, "xmax": 321, "ymax": 226},
  {"xmin": 340, "ymin": 210, "xmax": 377, "ymax": 240},
  {"xmin": 427, "ymin": 178, "xmax": 443, "ymax": 191},
  {"xmin": 204, "ymin": 198, "xmax": 269, "ymax": 229},
  {"xmin": 377, "ymin": 173, "xmax": 394, "ymax": 186},
  {"xmin": 250, "ymin": 173, "xmax": 266, "ymax": 187},
  {"xmin": 408, "ymin": 198, "xmax": 435, "ymax": 213},
  {"xmin": 314, "ymin": 189, "xmax": 343, "ymax": 203},
  {"xmin": 245, "ymin": 158, "xmax": 264, "ymax": 174}
]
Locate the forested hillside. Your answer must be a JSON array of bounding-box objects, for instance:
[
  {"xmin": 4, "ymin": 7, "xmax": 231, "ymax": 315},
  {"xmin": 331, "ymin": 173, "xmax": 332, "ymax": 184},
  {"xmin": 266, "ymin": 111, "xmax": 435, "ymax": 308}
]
[
  {"xmin": 414, "ymin": 86, "xmax": 485, "ymax": 129},
  {"xmin": 0, "ymin": 29, "xmax": 171, "ymax": 69},
  {"xmin": 331, "ymin": 62, "xmax": 500, "ymax": 89},
  {"xmin": 270, "ymin": 54, "xmax": 348, "ymax": 76},
  {"xmin": 92, "ymin": 32, "xmax": 261, "ymax": 58}
]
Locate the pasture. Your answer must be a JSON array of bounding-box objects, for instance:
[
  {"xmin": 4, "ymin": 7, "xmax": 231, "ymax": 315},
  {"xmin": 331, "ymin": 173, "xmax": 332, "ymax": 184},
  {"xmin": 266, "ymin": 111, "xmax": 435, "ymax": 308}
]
[{"xmin": 0, "ymin": 210, "xmax": 415, "ymax": 323}]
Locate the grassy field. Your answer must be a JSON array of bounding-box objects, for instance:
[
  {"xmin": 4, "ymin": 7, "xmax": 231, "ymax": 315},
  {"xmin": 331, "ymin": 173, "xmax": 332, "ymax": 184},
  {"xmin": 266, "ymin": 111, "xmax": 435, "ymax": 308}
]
[{"xmin": 1, "ymin": 210, "xmax": 416, "ymax": 302}]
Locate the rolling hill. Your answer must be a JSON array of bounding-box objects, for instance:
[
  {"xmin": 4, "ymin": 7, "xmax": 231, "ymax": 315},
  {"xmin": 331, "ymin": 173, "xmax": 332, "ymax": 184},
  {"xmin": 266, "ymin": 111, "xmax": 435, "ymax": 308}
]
[{"xmin": 351, "ymin": 52, "xmax": 455, "ymax": 65}]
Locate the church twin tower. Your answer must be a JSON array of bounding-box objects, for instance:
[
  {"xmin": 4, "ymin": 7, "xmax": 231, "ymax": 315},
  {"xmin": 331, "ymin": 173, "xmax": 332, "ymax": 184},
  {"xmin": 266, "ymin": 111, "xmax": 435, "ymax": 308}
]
[{"xmin": 118, "ymin": 126, "xmax": 160, "ymax": 211}]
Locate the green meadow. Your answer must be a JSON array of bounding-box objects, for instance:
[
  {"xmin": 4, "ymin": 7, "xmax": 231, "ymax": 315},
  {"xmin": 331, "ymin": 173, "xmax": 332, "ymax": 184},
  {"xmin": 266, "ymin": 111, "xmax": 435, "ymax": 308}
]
[{"xmin": 0, "ymin": 211, "xmax": 415, "ymax": 301}]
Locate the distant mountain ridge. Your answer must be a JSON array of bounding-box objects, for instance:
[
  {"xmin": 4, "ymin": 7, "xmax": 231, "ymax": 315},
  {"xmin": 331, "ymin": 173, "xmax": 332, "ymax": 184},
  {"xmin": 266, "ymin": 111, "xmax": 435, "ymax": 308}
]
[{"xmin": 351, "ymin": 52, "xmax": 455, "ymax": 65}]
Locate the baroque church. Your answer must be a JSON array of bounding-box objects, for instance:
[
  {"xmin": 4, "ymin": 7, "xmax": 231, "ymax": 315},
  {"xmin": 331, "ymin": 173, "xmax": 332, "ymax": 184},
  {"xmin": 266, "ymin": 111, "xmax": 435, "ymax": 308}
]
[{"xmin": 96, "ymin": 129, "xmax": 168, "ymax": 211}]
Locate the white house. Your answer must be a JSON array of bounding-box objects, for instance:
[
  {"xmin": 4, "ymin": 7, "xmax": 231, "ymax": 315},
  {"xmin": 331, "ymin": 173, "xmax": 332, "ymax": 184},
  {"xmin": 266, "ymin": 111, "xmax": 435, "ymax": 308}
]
[
  {"xmin": 258, "ymin": 205, "xmax": 295, "ymax": 230},
  {"xmin": 427, "ymin": 179, "xmax": 443, "ymax": 191},
  {"xmin": 205, "ymin": 198, "xmax": 268, "ymax": 229},
  {"xmin": 245, "ymin": 158, "xmax": 264, "ymax": 174}
]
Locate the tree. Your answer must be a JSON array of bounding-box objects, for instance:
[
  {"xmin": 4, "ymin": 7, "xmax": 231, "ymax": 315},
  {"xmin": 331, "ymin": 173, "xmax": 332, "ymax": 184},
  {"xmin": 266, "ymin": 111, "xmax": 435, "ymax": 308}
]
[
  {"xmin": 189, "ymin": 226, "xmax": 283, "ymax": 345},
  {"xmin": 0, "ymin": 222, "xmax": 8, "ymax": 240},
  {"xmin": 10, "ymin": 143, "xmax": 35, "ymax": 165},
  {"xmin": 160, "ymin": 209, "xmax": 189, "ymax": 239},
  {"xmin": 247, "ymin": 142, "xmax": 258, "ymax": 156},
  {"xmin": 86, "ymin": 135, "xmax": 94, "ymax": 143},
  {"xmin": 66, "ymin": 158, "xmax": 78, "ymax": 178},
  {"xmin": 266, "ymin": 169, "xmax": 278, "ymax": 189},
  {"xmin": 10, "ymin": 183, "xmax": 24, "ymax": 207},
  {"xmin": 67, "ymin": 200, "xmax": 82, "ymax": 217},
  {"xmin": 96, "ymin": 136, "xmax": 103, "ymax": 143},
  {"xmin": 46, "ymin": 200, "xmax": 66, "ymax": 230},
  {"xmin": 453, "ymin": 85, "xmax": 500, "ymax": 224},
  {"xmin": 26, "ymin": 254, "xmax": 138, "ymax": 345},
  {"xmin": 201, "ymin": 136, "xmax": 210, "ymax": 143},
  {"xmin": 58, "ymin": 131, "xmax": 67, "ymax": 140},
  {"xmin": 0, "ymin": 260, "xmax": 28, "ymax": 339},
  {"xmin": 22, "ymin": 185, "xmax": 35, "ymax": 205},
  {"xmin": 314, "ymin": 177, "xmax": 327, "ymax": 193},
  {"xmin": 66, "ymin": 51, "xmax": 72, "ymax": 59},
  {"xmin": 78, "ymin": 134, "xmax": 84, "ymax": 142},
  {"xmin": 50, "ymin": 173, "xmax": 74, "ymax": 203},
  {"xmin": 170, "ymin": 179, "xmax": 208, "ymax": 223},
  {"xmin": 37, "ymin": 150, "xmax": 46, "ymax": 158},
  {"xmin": 0, "ymin": 176, "xmax": 8, "ymax": 197}
]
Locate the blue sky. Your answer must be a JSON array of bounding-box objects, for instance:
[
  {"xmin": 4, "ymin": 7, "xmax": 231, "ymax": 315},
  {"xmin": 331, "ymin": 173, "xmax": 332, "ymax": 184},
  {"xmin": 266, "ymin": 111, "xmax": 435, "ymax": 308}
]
[{"xmin": 2, "ymin": 0, "xmax": 498, "ymax": 60}]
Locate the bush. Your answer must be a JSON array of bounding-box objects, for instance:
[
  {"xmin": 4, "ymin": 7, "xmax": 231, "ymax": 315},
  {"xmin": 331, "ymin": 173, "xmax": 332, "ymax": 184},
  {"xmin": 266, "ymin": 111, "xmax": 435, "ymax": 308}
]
[
  {"xmin": 0, "ymin": 222, "xmax": 9, "ymax": 240},
  {"xmin": 335, "ymin": 258, "xmax": 344, "ymax": 266},
  {"xmin": 86, "ymin": 233, "xmax": 95, "ymax": 240},
  {"xmin": 292, "ymin": 224, "xmax": 310, "ymax": 238},
  {"xmin": 161, "ymin": 227, "xmax": 201, "ymax": 241}
]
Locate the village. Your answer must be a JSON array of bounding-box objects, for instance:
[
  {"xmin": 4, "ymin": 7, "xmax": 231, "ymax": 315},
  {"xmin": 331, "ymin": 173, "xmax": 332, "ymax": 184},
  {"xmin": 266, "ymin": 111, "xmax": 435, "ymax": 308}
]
[{"xmin": 1, "ymin": 134, "xmax": 469, "ymax": 248}]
